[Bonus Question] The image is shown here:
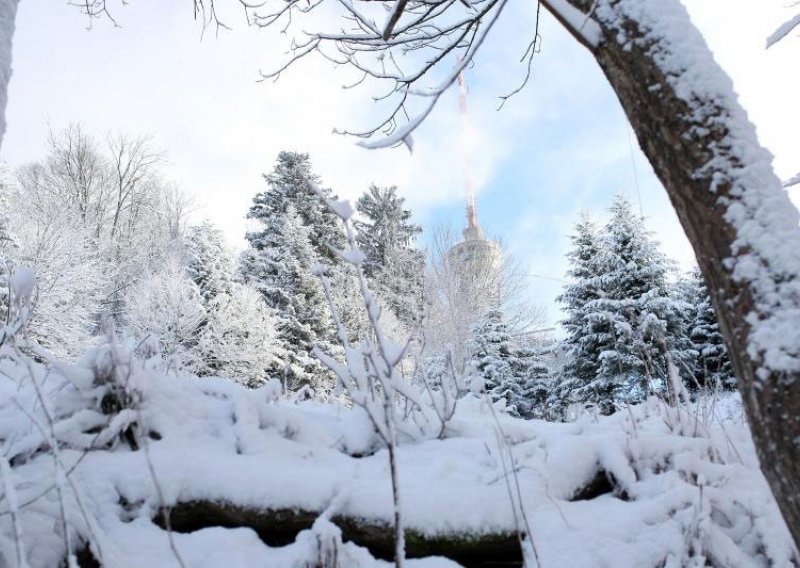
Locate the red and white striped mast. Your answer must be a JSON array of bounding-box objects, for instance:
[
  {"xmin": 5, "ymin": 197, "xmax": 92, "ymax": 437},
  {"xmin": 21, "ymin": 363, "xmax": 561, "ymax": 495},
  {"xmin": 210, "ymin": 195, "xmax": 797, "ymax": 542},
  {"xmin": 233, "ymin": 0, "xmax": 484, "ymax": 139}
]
[{"xmin": 457, "ymin": 65, "xmax": 479, "ymax": 236}]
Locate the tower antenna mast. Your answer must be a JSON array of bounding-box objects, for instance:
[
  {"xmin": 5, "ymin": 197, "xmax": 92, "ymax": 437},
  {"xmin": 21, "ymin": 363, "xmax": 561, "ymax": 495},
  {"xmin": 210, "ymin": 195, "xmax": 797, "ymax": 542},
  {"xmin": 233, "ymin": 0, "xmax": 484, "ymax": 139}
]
[{"xmin": 457, "ymin": 65, "xmax": 479, "ymax": 235}]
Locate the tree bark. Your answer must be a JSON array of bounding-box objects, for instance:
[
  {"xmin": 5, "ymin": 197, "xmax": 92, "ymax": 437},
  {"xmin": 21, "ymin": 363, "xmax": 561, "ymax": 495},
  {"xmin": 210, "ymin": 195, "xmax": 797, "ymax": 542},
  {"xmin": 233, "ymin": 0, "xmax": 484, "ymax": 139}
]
[
  {"xmin": 151, "ymin": 500, "xmax": 521, "ymax": 567},
  {"xmin": 0, "ymin": 0, "xmax": 19, "ymax": 149},
  {"xmin": 544, "ymin": 0, "xmax": 800, "ymax": 549}
]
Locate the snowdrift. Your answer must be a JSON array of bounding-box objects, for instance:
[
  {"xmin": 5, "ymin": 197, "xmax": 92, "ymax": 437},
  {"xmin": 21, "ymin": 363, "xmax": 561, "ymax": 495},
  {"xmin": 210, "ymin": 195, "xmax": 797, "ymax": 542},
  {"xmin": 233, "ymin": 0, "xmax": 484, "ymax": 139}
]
[{"xmin": 0, "ymin": 342, "xmax": 796, "ymax": 567}]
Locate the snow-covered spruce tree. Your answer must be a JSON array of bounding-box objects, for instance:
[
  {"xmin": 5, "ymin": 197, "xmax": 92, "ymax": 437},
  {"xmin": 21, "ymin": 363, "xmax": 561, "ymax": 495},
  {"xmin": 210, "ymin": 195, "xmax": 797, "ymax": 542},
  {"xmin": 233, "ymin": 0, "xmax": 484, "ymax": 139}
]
[
  {"xmin": 198, "ymin": 283, "xmax": 279, "ymax": 387},
  {"xmin": 241, "ymin": 205, "xmax": 337, "ymax": 393},
  {"xmin": 556, "ymin": 212, "xmax": 613, "ymax": 412},
  {"xmin": 185, "ymin": 219, "xmax": 235, "ymax": 303},
  {"xmin": 591, "ymin": 195, "xmax": 686, "ymax": 409},
  {"xmin": 355, "ymin": 184, "xmax": 424, "ymax": 329},
  {"xmin": 123, "ymin": 263, "xmax": 206, "ymax": 373},
  {"xmin": 467, "ymin": 308, "xmax": 525, "ymax": 416},
  {"xmin": 513, "ymin": 344, "xmax": 554, "ymax": 420},
  {"xmin": 247, "ymin": 151, "xmax": 345, "ymax": 262},
  {"xmin": 676, "ymin": 267, "xmax": 734, "ymax": 392}
]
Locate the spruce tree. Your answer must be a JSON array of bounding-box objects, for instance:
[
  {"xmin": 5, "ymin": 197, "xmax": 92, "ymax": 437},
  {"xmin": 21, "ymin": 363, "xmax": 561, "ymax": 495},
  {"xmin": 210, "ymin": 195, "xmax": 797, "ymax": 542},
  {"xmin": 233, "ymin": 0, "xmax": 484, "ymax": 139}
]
[
  {"xmin": 247, "ymin": 151, "xmax": 345, "ymax": 262},
  {"xmin": 185, "ymin": 220, "xmax": 235, "ymax": 303},
  {"xmin": 243, "ymin": 152, "xmax": 354, "ymax": 394},
  {"xmin": 514, "ymin": 345, "xmax": 554, "ymax": 419},
  {"xmin": 354, "ymin": 185, "xmax": 424, "ymax": 328},
  {"xmin": 679, "ymin": 267, "xmax": 735, "ymax": 391},
  {"xmin": 556, "ymin": 212, "xmax": 615, "ymax": 413},
  {"xmin": 241, "ymin": 205, "xmax": 336, "ymax": 393},
  {"xmin": 467, "ymin": 308, "xmax": 525, "ymax": 416},
  {"xmin": 592, "ymin": 194, "xmax": 684, "ymax": 408}
]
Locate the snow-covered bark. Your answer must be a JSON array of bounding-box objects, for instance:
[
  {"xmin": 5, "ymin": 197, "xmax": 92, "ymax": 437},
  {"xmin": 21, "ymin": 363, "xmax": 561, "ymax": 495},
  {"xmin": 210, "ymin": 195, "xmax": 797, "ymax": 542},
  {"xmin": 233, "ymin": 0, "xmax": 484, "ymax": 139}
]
[
  {"xmin": 0, "ymin": 0, "xmax": 18, "ymax": 150},
  {"xmin": 767, "ymin": 11, "xmax": 800, "ymax": 49},
  {"xmin": 550, "ymin": 0, "xmax": 800, "ymax": 547}
]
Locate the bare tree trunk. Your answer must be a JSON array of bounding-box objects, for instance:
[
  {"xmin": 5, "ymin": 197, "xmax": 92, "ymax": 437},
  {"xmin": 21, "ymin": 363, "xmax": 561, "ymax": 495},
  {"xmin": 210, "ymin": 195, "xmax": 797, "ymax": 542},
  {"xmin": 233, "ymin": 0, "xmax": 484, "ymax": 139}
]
[{"xmin": 545, "ymin": 0, "xmax": 800, "ymax": 547}]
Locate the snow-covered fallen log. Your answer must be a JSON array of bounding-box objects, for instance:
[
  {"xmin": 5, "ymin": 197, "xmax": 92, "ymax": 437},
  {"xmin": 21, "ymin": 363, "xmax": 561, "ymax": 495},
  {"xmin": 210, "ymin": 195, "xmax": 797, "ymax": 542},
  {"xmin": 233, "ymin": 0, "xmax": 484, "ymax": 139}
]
[
  {"xmin": 0, "ymin": 340, "xmax": 797, "ymax": 567},
  {"xmin": 148, "ymin": 501, "xmax": 520, "ymax": 567}
]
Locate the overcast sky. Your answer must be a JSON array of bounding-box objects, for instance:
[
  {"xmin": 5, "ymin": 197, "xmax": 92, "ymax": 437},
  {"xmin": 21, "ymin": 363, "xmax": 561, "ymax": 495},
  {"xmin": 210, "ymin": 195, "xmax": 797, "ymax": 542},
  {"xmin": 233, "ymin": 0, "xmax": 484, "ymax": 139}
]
[{"xmin": 2, "ymin": 1, "xmax": 799, "ymax": 328}]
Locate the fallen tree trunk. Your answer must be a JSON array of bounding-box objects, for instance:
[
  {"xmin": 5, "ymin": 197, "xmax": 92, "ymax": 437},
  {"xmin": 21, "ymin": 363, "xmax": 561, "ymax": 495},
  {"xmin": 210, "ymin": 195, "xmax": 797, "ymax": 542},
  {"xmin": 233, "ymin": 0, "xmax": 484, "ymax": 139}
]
[{"xmin": 151, "ymin": 500, "xmax": 521, "ymax": 568}]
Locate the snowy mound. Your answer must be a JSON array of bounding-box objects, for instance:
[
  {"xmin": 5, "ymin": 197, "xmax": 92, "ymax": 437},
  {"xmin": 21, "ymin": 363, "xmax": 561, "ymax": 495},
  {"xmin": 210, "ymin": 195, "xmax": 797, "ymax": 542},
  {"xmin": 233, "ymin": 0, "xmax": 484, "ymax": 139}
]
[{"xmin": 0, "ymin": 343, "xmax": 795, "ymax": 567}]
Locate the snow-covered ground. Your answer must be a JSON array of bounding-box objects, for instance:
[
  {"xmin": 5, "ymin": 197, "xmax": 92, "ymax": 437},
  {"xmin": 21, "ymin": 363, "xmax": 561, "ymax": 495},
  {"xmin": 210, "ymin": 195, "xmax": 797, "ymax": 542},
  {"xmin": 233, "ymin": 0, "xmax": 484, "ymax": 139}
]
[{"xmin": 0, "ymin": 341, "xmax": 795, "ymax": 567}]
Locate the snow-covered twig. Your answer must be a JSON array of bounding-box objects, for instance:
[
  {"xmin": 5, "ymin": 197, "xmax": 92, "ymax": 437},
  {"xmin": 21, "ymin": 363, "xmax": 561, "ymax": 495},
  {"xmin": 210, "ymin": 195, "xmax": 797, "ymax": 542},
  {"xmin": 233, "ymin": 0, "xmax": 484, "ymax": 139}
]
[
  {"xmin": 0, "ymin": 450, "xmax": 29, "ymax": 568},
  {"xmin": 783, "ymin": 172, "xmax": 800, "ymax": 189},
  {"xmin": 312, "ymin": 194, "xmax": 407, "ymax": 567},
  {"xmin": 767, "ymin": 12, "xmax": 800, "ymax": 48}
]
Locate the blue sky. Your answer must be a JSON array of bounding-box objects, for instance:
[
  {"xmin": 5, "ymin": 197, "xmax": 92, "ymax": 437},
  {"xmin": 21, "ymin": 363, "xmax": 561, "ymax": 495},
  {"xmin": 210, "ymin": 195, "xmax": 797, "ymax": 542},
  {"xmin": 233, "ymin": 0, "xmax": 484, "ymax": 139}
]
[{"xmin": 2, "ymin": 1, "xmax": 798, "ymax": 329}]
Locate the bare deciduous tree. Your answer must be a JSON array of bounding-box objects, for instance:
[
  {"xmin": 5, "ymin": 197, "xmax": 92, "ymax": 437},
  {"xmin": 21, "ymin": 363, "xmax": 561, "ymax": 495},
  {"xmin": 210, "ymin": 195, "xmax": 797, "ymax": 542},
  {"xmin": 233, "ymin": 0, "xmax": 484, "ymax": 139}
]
[{"xmin": 424, "ymin": 223, "xmax": 546, "ymax": 368}]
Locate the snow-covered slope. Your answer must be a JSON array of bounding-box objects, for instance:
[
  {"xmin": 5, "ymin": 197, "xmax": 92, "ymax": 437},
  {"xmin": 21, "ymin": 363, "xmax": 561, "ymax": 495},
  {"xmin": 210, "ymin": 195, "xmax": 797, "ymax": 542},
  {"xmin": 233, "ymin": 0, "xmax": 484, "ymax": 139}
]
[{"xmin": 0, "ymin": 342, "xmax": 795, "ymax": 567}]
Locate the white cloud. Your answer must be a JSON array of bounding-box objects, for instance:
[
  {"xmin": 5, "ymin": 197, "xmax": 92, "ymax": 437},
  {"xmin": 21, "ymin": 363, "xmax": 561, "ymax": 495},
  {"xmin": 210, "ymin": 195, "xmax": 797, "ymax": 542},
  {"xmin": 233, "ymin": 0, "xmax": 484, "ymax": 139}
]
[{"xmin": 1, "ymin": 0, "xmax": 797, "ymax": 323}]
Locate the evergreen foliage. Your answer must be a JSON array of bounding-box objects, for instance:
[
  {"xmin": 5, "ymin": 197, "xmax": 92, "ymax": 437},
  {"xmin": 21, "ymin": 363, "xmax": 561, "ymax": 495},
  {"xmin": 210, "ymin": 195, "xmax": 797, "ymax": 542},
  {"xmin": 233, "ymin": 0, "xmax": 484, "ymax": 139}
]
[
  {"xmin": 246, "ymin": 151, "xmax": 345, "ymax": 262},
  {"xmin": 557, "ymin": 212, "xmax": 609, "ymax": 410},
  {"xmin": 676, "ymin": 267, "xmax": 735, "ymax": 391},
  {"xmin": 241, "ymin": 204, "xmax": 336, "ymax": 393},
  {"xmin": 467, "ymin": 308, "xmax": 525, "ymax": 417},
  {"xmin": 355, "ymin": 185, "xmax": 424, "ymax": 328},
  {"xmin": 514, "ymin": 345, "xmax": 555, "ymax": 419},
  {"xmin": 558, "ymin": 196, "xmax": 687, "ymax": 414},
  {"xmin": 186, "ymin": 220, "xmax": 235, "ymax": 303}
]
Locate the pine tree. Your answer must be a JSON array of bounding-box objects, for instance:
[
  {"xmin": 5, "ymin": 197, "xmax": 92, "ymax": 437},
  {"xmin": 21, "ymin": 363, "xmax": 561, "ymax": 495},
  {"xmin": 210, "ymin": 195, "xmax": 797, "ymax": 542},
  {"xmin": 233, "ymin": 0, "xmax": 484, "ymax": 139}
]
[
  {"xmin": 467, "ymin": 308, "xmax": 525, "ymax": 416},
  {"xmin": 185, "ymin": 220, "xmax": 235, "ymax": 303},
  {"xmin": 241, "ymin": 205, "xmax": 336, "ymax": 393},
  {"xmin": 355, "ymin": 185, "xmax": 424, "ymax": 328}
]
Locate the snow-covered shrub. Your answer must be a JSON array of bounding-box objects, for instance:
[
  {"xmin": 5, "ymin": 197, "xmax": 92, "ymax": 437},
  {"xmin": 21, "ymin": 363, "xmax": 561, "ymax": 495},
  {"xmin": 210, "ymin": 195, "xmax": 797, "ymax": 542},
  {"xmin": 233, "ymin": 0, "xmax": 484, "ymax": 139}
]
[
  {"xmin": 123, "ymin": 263, "xmax": 205, "ymax": 373},
  {"xmin": 198, "ymin": 283, "xmax": 279, "ymax": 387}
]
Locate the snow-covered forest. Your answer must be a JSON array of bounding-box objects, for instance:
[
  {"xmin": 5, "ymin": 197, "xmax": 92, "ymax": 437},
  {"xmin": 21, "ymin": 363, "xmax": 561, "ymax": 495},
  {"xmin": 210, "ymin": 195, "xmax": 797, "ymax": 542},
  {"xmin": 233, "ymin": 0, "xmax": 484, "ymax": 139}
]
[{"xmin": 1, "ymin": 0, "xmax": 800, "ymax": 567}]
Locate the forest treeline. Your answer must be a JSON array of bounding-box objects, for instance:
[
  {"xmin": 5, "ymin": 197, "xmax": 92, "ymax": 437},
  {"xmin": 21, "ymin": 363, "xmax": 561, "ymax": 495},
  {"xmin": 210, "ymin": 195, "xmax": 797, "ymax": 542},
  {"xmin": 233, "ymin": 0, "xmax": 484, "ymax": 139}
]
[{"xmin": 0, "ymin": 126, "xmax": 733, "ymax": 419}]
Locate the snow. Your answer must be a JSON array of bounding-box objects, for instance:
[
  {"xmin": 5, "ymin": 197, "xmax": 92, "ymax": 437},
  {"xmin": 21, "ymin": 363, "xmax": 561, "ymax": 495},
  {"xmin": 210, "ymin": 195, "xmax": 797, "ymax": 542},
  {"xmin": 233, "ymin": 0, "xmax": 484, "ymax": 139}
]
[
  {"xmin": 766, "ymin": 12, "xmax": 800, "ymax": 49},
  {"xmin": 8, "ymin": 266, "xmax": 34, "ymax": 302},
  {"xmin": 592, "ymin": 0, "xmax": 800, "ymax": 381},
  {"xmin": 0, "ymin": 0, "xmax": 17, "ymax": 149},
  {"xmin": 1, "ymin": 341, "xmax": 795, "ymax": 567},
  {"xmin": 544, "ymin": 0, "xmax": 603, "ymax": 48}
]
